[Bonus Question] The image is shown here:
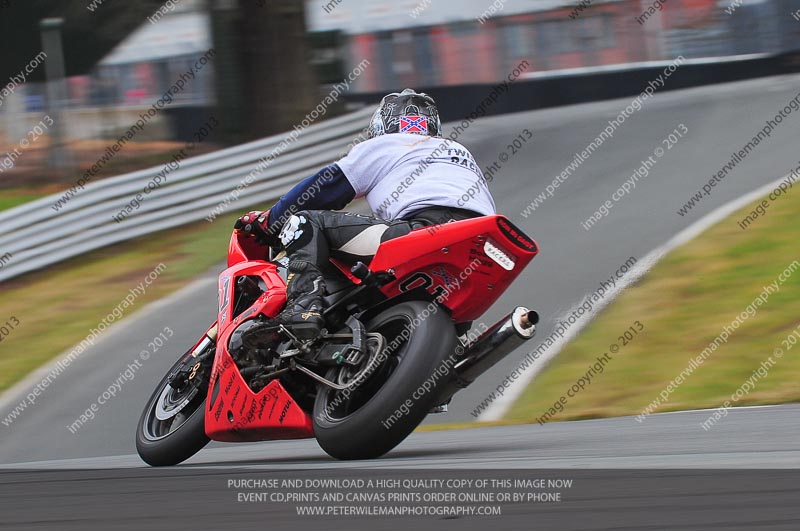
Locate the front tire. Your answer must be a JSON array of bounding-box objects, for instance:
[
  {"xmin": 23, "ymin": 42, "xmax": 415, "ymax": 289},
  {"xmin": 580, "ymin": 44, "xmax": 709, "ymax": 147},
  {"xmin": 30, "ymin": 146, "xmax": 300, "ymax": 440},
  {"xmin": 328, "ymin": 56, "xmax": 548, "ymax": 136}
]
[
  {"xmin": 313, "ymin": 300, "xmax": 457, "ymax": 460},
  {"xmin": 135, "ymin": 347, "xmax": 211, "ymax": 466}
]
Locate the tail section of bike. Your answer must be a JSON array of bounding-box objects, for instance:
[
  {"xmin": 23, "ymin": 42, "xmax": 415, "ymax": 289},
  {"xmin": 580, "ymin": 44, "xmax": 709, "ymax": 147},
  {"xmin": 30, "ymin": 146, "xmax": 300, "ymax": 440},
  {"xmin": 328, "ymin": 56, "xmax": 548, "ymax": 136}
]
[{"xmin": 369, "ymin": 215, "xmax": 538, "ymax": 322}]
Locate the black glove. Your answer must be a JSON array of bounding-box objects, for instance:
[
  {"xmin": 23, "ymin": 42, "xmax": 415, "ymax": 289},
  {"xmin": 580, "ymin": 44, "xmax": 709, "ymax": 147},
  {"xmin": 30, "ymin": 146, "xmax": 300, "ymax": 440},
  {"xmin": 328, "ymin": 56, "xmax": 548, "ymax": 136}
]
[{"xmin": 234, "ymin": 210, "xmax": 281, "ymax": 247}]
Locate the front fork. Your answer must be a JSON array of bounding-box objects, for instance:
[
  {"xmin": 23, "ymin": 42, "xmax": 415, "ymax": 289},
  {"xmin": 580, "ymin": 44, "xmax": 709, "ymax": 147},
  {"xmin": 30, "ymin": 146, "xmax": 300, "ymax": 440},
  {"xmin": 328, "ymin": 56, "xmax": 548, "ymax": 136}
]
[
  {"xmin": 190, "ymin": 323, "xmax": 218, "ymax": 359},
  {"xmin": 167, "ymin": 323, "xmax": 218, "ymax": 391}
]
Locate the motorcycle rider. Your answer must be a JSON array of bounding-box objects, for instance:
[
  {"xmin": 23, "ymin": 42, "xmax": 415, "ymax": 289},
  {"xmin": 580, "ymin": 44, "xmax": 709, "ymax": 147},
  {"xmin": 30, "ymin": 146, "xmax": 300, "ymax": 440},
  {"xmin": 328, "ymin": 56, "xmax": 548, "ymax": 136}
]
[{"xmin": 235, "ymin": 88, "xmax": 495, "ymax": 339}]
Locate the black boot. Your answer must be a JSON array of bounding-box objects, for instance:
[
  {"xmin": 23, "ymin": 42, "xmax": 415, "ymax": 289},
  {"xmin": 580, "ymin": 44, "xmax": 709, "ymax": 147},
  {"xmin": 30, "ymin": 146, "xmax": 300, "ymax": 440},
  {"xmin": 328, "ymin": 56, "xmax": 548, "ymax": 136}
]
[{"xmin": 276, "ymin": 261, "xmax": 326, "ymax": 339}]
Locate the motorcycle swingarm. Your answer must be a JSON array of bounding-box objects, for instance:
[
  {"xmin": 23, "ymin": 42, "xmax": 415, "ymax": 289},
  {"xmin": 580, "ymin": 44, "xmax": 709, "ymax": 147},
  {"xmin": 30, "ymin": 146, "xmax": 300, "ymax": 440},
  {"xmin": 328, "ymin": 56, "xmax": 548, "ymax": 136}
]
[{"xmin": 277, "ymin": 315, "xmax": 368, "ymax": 368}]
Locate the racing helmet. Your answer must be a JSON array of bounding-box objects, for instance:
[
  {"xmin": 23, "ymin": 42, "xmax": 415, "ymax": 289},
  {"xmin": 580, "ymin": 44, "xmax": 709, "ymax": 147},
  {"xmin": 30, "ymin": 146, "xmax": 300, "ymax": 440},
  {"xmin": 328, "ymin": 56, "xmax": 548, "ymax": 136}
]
[{"xmin": 366, "ymin": 88, "xmax": 442, "ymax": 138}]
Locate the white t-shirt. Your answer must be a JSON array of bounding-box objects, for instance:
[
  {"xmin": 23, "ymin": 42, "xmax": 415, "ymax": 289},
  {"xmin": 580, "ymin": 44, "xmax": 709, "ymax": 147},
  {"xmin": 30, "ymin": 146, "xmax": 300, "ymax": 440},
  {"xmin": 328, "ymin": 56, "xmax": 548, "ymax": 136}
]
[{"xmin": 336, "ymin": 133, "xmax": 496, "ymax": 220}]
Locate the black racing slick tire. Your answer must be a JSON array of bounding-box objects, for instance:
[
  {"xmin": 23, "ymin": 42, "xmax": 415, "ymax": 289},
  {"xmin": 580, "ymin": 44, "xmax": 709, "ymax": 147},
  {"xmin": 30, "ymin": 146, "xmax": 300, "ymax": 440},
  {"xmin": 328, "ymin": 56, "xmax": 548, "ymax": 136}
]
[
  {"xmin": 135, "ymin": 348, "xmax": 211, "ymax": 466},
  {"xmin": 313, "ymin": 300, "xmax": 458, "ymax": 460}
]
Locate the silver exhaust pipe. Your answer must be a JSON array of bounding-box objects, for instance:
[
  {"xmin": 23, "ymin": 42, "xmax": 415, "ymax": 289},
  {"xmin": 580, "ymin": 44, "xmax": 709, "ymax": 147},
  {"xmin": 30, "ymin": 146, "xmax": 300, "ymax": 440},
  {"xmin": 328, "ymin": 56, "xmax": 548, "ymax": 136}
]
[
  {"xmin": 455, "ymin": 306, "xmax": 538, "ymax": 383},
  {"xmin": 435, "ymin": 307, "xmax": 538, "ymax": 403}
]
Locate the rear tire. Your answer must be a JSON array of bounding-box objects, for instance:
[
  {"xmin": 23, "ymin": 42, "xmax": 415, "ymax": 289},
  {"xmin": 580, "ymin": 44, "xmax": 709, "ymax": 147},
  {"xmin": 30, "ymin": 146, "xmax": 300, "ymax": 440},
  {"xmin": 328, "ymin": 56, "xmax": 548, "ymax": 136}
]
[
  {"xmin": 135, "ymin": 349, "xmax": 211, "ymax": 466},
  {"xmin": 313, "ymin": 300, "xmax": 457, "ymax": 460}
]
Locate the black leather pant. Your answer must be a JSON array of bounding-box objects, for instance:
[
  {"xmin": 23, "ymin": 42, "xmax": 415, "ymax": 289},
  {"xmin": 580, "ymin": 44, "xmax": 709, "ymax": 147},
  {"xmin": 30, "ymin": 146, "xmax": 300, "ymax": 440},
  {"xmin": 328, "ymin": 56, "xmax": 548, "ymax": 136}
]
[{"xmin": 279, "ymin": 206, "xmax": 482, "ymax": 271}]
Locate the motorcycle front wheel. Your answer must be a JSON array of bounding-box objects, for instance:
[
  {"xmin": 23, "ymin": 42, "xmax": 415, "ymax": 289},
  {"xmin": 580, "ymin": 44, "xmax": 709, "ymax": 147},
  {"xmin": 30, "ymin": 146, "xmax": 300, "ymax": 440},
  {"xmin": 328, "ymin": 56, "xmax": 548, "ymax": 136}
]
[{"xmin": 135, "ymin": 340, "xmax": 213, "ymax": 466}]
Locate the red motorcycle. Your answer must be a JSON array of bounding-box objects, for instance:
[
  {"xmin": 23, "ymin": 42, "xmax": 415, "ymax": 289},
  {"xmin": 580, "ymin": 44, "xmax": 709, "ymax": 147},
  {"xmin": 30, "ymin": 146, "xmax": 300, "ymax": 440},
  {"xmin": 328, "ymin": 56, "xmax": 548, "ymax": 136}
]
[{"xmin": 135, "ymin": 215, "xmax": 539, "ymax": 466}]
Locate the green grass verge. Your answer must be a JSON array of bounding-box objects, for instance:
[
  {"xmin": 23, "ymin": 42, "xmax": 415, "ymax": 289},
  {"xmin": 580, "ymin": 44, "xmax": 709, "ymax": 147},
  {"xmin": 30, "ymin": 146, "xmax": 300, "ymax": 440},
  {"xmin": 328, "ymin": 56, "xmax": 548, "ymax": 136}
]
[
  {"xmin": 0, "ymin": 211, "xmax": 242, "ymax": 392},
  {"xmin": 507, "ymin": 184, "xmax": 800, "ymax": 424},
  {"xmin": 0, "ymin": 194, "xmax": 43, "ymax": 212}
]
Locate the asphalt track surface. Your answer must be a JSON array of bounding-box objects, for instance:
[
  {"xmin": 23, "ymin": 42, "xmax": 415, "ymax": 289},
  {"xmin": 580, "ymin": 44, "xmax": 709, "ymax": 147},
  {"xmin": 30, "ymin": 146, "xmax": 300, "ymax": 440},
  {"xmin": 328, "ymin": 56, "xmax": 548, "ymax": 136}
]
[
  {"xmin": 2, "ymin": 74, "xmax": 800, "ymax": 470},
  {"xmin": 2, "ymin": 407, "xmax": 799, "ymax": 529},
  {"xmin": 3, "ymin": 404, "xmax": 799, "ymax": 469}
]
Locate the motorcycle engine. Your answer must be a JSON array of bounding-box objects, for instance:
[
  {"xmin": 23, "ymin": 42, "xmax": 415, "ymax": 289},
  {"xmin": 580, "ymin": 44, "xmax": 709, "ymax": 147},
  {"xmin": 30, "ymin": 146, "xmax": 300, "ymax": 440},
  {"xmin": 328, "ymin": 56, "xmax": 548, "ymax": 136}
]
[{"xmin": 227, "ymin": 318, "xmax": 282, "ymax": 392}]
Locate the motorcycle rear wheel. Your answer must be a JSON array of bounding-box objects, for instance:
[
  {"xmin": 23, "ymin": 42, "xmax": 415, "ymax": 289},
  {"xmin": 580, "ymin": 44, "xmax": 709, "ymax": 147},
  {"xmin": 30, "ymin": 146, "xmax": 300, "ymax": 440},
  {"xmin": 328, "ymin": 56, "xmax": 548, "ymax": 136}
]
[{"xmin": 313, "ymin": 300, "xmax": 457, "ymax": 460}]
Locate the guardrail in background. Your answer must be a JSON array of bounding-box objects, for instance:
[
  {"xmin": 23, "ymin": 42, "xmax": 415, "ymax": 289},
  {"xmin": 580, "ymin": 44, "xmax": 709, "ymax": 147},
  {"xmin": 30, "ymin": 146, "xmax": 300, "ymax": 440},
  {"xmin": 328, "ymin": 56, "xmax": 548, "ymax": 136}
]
[
  {"xmin": 0, "ymin": 107, "xmax": 374, "ymax": 283},
  {"xmin": 4, "ymin": 51, "xmax": 800, "ymax": 284}
]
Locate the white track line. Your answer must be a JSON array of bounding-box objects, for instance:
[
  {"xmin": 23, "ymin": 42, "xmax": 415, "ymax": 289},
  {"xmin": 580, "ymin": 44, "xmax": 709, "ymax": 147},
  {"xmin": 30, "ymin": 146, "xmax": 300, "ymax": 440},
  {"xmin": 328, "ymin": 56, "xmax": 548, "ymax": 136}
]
[
  {"xmin": 479, "ymin": 171, "xmax": 796, "ymax": 421},
  {"xmin": 0, "ymin": 272, "xmax": 218, "ymax": 414}
]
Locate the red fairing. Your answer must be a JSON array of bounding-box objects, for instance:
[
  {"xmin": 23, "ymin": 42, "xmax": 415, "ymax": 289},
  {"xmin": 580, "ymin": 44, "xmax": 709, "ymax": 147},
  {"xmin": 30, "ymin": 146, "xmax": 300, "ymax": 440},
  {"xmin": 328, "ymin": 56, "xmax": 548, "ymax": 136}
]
[
  {"xmin": 369, "ymin": 215, "xmax": 538, "ymax": 322},
  {"xmin": 205, "ymin": 350, "xmax": 313, "ymax": 442},
  {"xmin": 207, "ymin": 250, "xmax": 314, "ymax": 442},
  {"xmin": 228, "ymin": 231, "xmax": 269, "ymax": 267},
  {"xmin": 217, "ymin": 260, "xmax": 286, "ymax": 329}
]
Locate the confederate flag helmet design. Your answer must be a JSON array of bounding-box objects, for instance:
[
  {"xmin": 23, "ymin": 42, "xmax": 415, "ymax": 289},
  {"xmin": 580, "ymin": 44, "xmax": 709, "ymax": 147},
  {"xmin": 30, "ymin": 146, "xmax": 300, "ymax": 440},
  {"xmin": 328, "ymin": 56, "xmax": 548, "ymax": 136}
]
[{"xmin": 399, "ymin": 115, "xmax": 428, "ymax": 134}]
